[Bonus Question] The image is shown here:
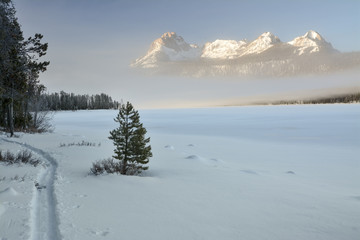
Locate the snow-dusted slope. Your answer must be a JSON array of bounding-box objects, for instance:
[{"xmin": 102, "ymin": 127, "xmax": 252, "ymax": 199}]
[
  {"xmin": 131, "ymin": 32, "xmax": 201, "ymax": 68},
  {"xmin": 241, "ymin": 32, "xmax": 281, "ymax": 56},
  {"xmin": 201, "ymin": 39, "xmax": 247, "ymax": 59},
  {"xmin": 288, "ymin": 30, "xmax": 334, "ymax": 55},
  {"xmin": 201, "ymin": 32, "xmax": 282, "ymax": 59}
]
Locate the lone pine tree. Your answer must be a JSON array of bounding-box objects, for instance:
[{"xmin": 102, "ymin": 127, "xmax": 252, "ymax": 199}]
[{"xmin": 109, "ymin": 102, "xmax": 152, "ymax": 175}]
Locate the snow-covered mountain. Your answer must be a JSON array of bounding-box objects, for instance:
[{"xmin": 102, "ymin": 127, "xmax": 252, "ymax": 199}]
[
  {"xmin": 132, "ymin": 31, "xmax": 285, "ymax": 67},
  {"xmin": 131, "ymin": 32, "xmax": 201, "ymax": 68},
  {"xmin": 241, "ymin": 32, "xmax": 282, "ymax": 56},
  {"xmin": 131, "ymin": 31, "xmax": 359, "ymax": 77},
  {"xmin": 201, "ymin": 40, "xmax": 248, "ymax": 59},
  {"xmin": 288, "ymin": 30, "xmax": 334, "ymax": 55},
  {"xmin": 200, "ymin": 32, "xmax": 282, "ymax": 59}
]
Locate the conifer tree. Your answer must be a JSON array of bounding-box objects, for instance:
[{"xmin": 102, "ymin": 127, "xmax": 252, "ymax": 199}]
[
  {"xmin": 109, "ymin": 102, "xmax": 152, "ymax": 175},
  {"xmin": 0, "ymin": 0, "xmax": 49, "ymax": 135}
]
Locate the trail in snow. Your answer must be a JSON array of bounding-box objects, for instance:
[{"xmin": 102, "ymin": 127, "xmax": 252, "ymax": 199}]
[{"xmin": 2, "ymin": 138, "xmax": 61, "ymax": 240}]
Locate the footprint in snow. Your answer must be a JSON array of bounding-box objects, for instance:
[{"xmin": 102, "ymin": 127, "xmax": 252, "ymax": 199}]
[
  {"xmin": 185, "ymin": 155, "xmax": 201, "ymax": 160},
  {"xmin": 164, "ymin": 145, "xmax": 175, "ymax": 150},
  {"xmin": 240, "ymin": 170, "xmax": 258, "ymax": 175},
  {"xmin": 74, "ymin": 194, "xmax": 87, "ymax": 198},
  {"xmin": 185, "ymin": 155, "xmax": 223, "ymax": 167},
  {"xmin": 91, "ymin": 230, "xmax": 110, "ymax": 237},
  {"xmin": 210, "ymin": 158, "xmax": 220, "ymax": 162}
]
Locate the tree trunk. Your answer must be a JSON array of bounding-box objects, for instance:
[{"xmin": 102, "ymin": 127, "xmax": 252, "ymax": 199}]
[
  {"xmin": 0, "ymin": 104, "xmax": 6, "ymax": 127},
  {"xmin": 23, "ymin": 100, "xmax": 28, "ymax": 130},
  {"xmin": 7, "ymin": 101, "xmax": 14, "ymax": 137},
  {"xmin": 121, "ymin": 159, "xmax": 126, "ymax": 175},
  {"xmin": 33, "ymin": 102, "xmax": 38, "ymax": 129},
  {"xmin": 121, "ymin": 115, "xmax": 129, "ymax": 175}
]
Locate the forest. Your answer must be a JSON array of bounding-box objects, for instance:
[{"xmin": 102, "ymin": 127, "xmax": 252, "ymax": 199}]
[
  {"xmin": 270, "ymin": 92, "xmax": 360, "ymax": 105},
  {"xmin": 40, "ymin": 91, "xmax": 120, "ymax": 111}
]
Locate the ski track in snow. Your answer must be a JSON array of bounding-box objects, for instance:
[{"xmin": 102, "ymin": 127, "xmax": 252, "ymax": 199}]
[{"xmin": 2, "ymin": 138, "xmax": 61, "ymax": 240}]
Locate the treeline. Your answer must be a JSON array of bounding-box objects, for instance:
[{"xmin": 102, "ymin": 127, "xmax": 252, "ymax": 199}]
[
  {"xmin": 271, "ymin": 93, "xmax": 360, "ymax": 105},
  {"xmin": 40, "ymin": 91, "xmax": 120, "ymax": 111}
]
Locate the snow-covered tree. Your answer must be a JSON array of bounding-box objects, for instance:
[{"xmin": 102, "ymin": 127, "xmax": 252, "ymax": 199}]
[{"xmin": 109, "ymin": 102, "xmax": 152, "ymax": 175}]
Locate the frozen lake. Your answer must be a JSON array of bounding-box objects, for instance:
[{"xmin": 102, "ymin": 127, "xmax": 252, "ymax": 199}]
[{"xmin": 1, "ymin": 104, "xmax": 359, "ymax": 240}]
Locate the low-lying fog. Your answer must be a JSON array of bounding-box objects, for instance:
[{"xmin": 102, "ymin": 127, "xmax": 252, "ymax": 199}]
[
  {"xmin": 110, "ymin": 69, "xmax": 360, "ymax": 109},
  {"xmin": 43, "ymin": 53, "xmax": 359, "ymax": 109}
]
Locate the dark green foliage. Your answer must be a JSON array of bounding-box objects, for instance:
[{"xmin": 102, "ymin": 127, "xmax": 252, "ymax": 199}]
[
  {"xmin": 0, "ymin": 0, "xmax": 49, "ymax": 135},
  {"xmin": 108, "ymin": 102, "xmax": 152, "ymax": 175},
  {"xmin": 39, "ymin": 91, "xmax": 119, "ymax": 111}
]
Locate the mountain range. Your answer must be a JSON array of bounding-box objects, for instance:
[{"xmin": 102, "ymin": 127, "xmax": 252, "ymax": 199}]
[{"xmin": 131, "ymin": 31, "xmax": 360, "ymax": 77}]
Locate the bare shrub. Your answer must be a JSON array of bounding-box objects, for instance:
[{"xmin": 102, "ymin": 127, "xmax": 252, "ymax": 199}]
[
  {"xmin": 60, "ymin": 141, "xmax": 100, "ymax": 147},
  {"xmin": 90, "ymin": 158, "xmax": 144, "ymax": 176},
  {"xmin": 0, "ymin": 150, "xmax": 40, "ymax": 166},
  {"xmin": 90, "ymin": 158, "xmax": 123, "ymax": 176},
  {"xmin": 30, "ymin": 110, "xmax": 54, "ymax": 133},
  {"xmin": 90, "ymin": 160, "xmax": 105, "ymax": 175}
]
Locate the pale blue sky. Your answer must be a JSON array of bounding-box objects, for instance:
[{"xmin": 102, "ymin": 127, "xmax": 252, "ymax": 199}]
[
  {"xmin": 13, "ymin": 0, "xmax": 360, "ymax": 108},
  {"xmin": 15, "ymin": 0, "xmax": 360, "ymax": 51}
]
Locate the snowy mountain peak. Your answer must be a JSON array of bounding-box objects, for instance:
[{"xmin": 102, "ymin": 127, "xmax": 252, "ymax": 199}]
[
  {"xmin": 149, "ymin": 31, "xmax": 191, "ymax": 53},
  {"xmin": 131, "ymin": 32, "xmax": 201, "ymax": 68},
  {"xmin": 288, "ymin": 30, "xmax": 333, "ymax": 55},
  {"xmin": 258, "ymin": 32, "xmax": 281, "ymax": 44},
  {"xmin": 161, "ymin": 32, "xmax": 177, "ymax": 39},
  {"xmin": 202, "ymin": 39, "xmax": 248, "ymax": 59},
  {"xmin": 241, "ymin": 32, "xmax": 281, "ymax": 55},
  {"xmin": 304, "ymin": 30, "xmax": 323, "ymax": 41},
  {"xmin": 201, "ymin": 32, "xmax": 281, "ymax": 59}
]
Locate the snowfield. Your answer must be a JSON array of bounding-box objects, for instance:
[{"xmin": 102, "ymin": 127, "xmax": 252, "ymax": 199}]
[{"xmin": 1, "ymin": 104, "xmax": 359, "ymax": 240}]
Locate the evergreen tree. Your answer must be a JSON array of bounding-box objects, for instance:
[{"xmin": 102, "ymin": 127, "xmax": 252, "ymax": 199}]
[
  {"xmin": 109, "ymin": 102, "xmax": 152, "ymax": 175},
  {"xmin": 0, "ymin": 0, "xmax": 49, "ymax": 135}
]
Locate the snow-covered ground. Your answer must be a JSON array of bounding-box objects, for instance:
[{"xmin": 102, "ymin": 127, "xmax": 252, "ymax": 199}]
[{"xmin": 1, "ymin": 104, "xmax": 359, "ymax": 240}]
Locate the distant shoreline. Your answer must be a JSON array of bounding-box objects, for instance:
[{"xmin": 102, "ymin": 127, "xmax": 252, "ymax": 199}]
[
  {"xmin": 259, "ymin": 92, "xmax": 360, "ymax": 106},
  {"xmin": 216, "ymin": 92, "xmax": 360, "ymax": 108}
]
